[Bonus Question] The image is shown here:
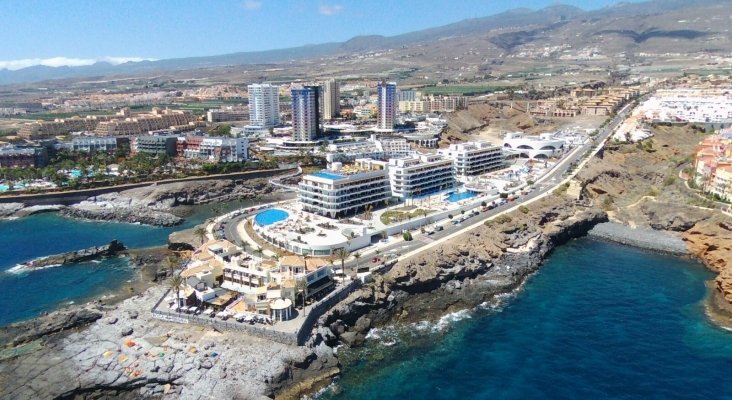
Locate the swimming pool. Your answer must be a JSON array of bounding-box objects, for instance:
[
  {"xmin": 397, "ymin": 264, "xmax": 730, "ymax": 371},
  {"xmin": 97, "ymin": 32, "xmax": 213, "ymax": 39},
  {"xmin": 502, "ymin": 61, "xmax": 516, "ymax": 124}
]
[
  {"xmin": 254, "ymin": 209, "xmax": 289, "ymax": 226},
  {"xmin": 446, "ymin": 191, "xmax": 478, "ymax": 203},
  {"xmin": 311, "ymin": 171, "xmax": 345, "ymax": 180}
]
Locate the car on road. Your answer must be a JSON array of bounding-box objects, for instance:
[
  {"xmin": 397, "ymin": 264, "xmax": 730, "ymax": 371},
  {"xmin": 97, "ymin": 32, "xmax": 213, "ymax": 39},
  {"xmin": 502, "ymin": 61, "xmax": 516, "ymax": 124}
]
[{"xmin": 434, "ymin": 225, "xmax": 444, "ymax": 232}]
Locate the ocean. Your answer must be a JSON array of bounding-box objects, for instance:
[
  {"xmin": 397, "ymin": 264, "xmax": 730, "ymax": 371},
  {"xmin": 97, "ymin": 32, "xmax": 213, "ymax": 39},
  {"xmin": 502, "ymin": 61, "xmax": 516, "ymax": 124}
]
[
  {"xmin": 0, "ymin": 198, "xmax": 271, "ymax": 326},
  {"xmin": 320, "ymin": 238, "xmax": 732, "ymax": 400}
]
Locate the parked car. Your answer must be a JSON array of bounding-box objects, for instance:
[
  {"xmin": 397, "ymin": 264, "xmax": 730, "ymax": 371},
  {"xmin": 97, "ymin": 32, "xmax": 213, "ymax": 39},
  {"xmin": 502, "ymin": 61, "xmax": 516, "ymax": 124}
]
[{"xmin": 435, "ymin": 225, "xmax": 444, "ymax": 232}]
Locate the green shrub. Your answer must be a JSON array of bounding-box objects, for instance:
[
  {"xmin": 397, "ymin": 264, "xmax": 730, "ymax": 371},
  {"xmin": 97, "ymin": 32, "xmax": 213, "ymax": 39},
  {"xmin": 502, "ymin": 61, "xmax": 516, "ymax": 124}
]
[
  {"xmin": 519, "ymin": 205, "xmax": 529, "ymax": 214},
  {"xmin": 663, "ymin": 176, "xmax": 677, "ymax": 187},
  {"xmin": 402, "ymin": 231, "xmax": 413, "ymax": 241}
]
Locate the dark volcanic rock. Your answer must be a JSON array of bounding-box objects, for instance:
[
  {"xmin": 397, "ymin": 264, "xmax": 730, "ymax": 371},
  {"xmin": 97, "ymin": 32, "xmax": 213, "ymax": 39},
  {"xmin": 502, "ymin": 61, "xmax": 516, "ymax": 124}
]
[
  {"xmin": 17, "ymin": 240, "xmax": 126, "ymax": 270},
  {"xmin": 1, "ymin": 308, "xmax": 103, "ymax": 346},
  {"xmin": 322, "ymin": 197, "xmax": 608, "ymax": 346}
]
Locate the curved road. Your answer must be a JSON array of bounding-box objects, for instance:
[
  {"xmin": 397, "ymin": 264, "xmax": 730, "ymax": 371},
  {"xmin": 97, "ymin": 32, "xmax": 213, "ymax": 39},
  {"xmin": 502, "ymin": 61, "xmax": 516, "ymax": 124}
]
[{"xmin": 223, "ymin": 97, "xmax": 641, "ymax": 274}]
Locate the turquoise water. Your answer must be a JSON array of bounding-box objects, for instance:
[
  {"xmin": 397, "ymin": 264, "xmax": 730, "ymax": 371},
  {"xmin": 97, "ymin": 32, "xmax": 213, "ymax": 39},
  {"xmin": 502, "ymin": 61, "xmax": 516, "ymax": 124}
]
[
  {"xmin": 312, "ymin": 171, "xmax": 345, "ymax": 180},
  {"xmin": 254, "ymin": 208, "xmax": 289, "ymax": 226},
  {"xmin": 446, "ymin": 190, "xmax": 477, "ymax": 202},
  {"xmin": 0, "ymin": 198, "xmax": 270, "ymax": 326},
  {"xmin": 322, "ymin": 239, "xmax": 732, "ymax": 400}
]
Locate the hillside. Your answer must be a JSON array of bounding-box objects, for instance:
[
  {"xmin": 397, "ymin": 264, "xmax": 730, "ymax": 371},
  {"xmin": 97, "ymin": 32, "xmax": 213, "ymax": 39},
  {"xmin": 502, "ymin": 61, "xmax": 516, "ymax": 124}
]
[{"xmin": 1, "ymin": 0, "xmax": 731, "ymax": 86}]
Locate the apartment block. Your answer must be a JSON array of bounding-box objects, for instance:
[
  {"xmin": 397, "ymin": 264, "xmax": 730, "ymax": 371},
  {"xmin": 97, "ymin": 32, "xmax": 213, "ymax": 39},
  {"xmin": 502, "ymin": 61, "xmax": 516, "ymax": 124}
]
[
  {"xmin": 438, "ymin": 141, "xmax": 505, "ymax": 177},
  {"xmin": 377, "ymin": 81, "xmax": 397, "ymax": 131},
  {"xmin": 298, "ymin": 159, "xmax": 391, "ymax": 218},
  {"xmin": 131, "ymin": 135, "xmax": 178, "ymax": 156},
  {"xmin": 321, "ymin": 79, "xmax": 340, "ymax": 120},
  {"xmin": 0, "ymin": 146, "xmax": 48, "ymax": 168},
  {"xmin": 291, "ymin": 86, "xmax": 321, "ymax": 142},
  {"xmin": 71, "ymin": 137, "xmax": 120, "ymax": 153},
  {"xmin": 177, "ymin": 136, "xmax": 248, "ymax": 162},
  {"xmin": 248, "ymin": 84, "xmax": 280, "ymax": 128},
  {"xmin": 207, "ymin": 107, "xmax": 249, "ymax": 123},
  {"xmin": 388, "ymin": 154, "xmax": 455, "ymax": 199}
]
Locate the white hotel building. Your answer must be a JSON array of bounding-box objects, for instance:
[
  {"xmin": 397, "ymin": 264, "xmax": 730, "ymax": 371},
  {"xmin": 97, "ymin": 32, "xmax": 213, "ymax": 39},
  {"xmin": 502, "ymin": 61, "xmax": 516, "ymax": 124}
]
[
  {"xmin": 298, "ymin": 159, "xmax": 392, "ymax": 219},
  {"xmin": 388, "ymin": 154, "xmax": 455, "ymax": 199},
  {"xmin": 438, "ymin": 141, "xmax": 505, "ymax": 178}
]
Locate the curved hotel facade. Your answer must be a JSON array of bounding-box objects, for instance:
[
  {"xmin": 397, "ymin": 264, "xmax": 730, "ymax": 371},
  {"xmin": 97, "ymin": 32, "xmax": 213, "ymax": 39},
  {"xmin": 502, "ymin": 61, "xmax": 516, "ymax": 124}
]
[{"xmin": 502, "ymin": 132, "xmax": 566, "ymax": 159}]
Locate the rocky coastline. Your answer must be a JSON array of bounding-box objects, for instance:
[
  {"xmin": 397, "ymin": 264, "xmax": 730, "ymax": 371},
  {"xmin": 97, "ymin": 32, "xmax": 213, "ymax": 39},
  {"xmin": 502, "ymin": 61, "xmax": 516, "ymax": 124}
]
[
  {"xmin": 587, "ymin": 222, "xmax": 688, "ymax": 256},
  {"xmin": 321, "ymin": 196, "xmax": 607, "ymax": 348},
  {"xmin": 14, "ymin": 239, "xmax": 127, "ymax": 271},
  {"xmin": 0, "ymin": 195, "xmax": 610, "ymax": 399},
  {"xmin": 0, "ymin": 176, "xmax": 278, "ymax": 227}
]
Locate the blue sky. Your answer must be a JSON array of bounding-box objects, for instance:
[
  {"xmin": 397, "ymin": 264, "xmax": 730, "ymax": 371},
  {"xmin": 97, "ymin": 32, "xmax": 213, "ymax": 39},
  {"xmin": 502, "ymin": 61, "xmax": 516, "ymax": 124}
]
[{"xmin": 0, "ymin": 0, "xmax": 638, "ymax": 69}]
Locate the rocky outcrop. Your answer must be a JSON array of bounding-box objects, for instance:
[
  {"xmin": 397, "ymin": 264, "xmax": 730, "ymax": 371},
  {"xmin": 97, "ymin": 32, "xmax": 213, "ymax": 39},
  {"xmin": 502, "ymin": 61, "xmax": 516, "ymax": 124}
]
[
  {"xmin": 683, "ymin": 218, "xmax": 732, "ymax": 301},
  {"xmin": 0, "ymin": 308, "xmax": 103, "ymax": 347},
  {"xmin": 17, "ymin": 240, "xmax": 126, "ymax": 270},
  {"xmin": 0, "ymin": 286, "xmax": 335, "ymax": 400},
  {"xmin": 640, "ymin": 202, "xmax": 711, "ymax": 232},
  {"xmin": 323, "ymin": 197, "xmax": 607, "ymax": 345},
  {"xmin": 0, "ymin": 202, "xmax": 24, "ymax": 218},
  {"xmin": 61, "ymin": 204, "xmax": 183, "ymax": 226},
  {"xmin": 58, "ymin": 177, "xmax": 275, "ymax": 226}
]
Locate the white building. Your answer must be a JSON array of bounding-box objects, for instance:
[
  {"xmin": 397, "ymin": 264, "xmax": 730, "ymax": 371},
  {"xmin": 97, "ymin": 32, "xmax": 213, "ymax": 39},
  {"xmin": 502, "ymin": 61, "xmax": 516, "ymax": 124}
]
[
  {"xmin": 438, "ymin": 141, "xmax": 505, "ymax": 177},
  {"xmin": 388, "ymin": 154, "xmax": 455, "ymax": 199},
  {"xmin": 377, "ymin": 82, "xmax": 397, "ymax": 131},
  {"xmin": 325, "ymin": 135, "xmax": 412, "ymax": 164},
  {"xmin": 71, "ymin": 137, "xmax": 118, "ymax": 152},
  {"xmin": 502, "ymin": 132, "xmax": 566, "ymax": 159},
  {"xmin": 379, "ymin": 137, "xmax": 412, "ymax": 159},
  {"xmin": 299, "ymin": 159, "xmax": 391, "ymax": 218},
  {"xmin": 248, "ymin": 84, "xmax": 280, "ymax": 128},
  {"xmin": 179, "ymin": 136, "xmax": 248, "ymax": 162},
  {"xmin": 322, "ymin": 79, "xmax": 340, "ymax": 120}
]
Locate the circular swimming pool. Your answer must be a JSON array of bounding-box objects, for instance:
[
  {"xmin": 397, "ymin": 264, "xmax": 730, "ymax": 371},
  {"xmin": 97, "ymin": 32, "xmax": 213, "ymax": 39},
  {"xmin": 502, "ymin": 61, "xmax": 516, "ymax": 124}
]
[{"xmin": 254, "ymin": 209, "xmax": 289, "ymax": 226}]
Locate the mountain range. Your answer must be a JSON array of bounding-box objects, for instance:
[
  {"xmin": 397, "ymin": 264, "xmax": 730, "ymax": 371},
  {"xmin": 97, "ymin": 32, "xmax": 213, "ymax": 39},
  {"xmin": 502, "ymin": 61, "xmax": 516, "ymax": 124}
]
[{"xmin": 0, "ymin": 0, "xmax": 729, "ymax": 86}]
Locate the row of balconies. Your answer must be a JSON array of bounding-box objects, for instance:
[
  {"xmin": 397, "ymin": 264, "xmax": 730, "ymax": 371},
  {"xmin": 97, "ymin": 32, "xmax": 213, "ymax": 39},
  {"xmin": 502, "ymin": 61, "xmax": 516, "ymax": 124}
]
[{"xmin": 299, "ymin": 191, "xmax": 390, "ymax": 209}]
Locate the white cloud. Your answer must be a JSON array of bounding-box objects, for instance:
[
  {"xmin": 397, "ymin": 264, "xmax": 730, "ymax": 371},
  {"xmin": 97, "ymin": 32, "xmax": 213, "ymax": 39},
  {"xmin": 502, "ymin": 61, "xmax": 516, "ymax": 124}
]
[
  {"xmin": 318, "ymin": 4, "xmax": 343, "ymax": 16},
  {"xmin": 243, "ymin": 0, "xmax": 262, "ymax": 11},
  {"xmin": 0, "ymin": 56, "xmax": 156, "ymax": 71}
]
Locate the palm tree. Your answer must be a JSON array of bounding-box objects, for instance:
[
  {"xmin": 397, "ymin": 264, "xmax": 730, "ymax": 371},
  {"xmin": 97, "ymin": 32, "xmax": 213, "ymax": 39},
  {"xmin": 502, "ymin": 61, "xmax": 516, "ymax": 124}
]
[
  {"xmin": 363, "ymin": 204, "xmax": 373, "ymax": 220},
  {"xmin": 163, "ymin": 255, "xmax": 179, "ymax": 276},
  {"xmin": 353, "ymin": 252, "xmax": 361, "ymax": 271},
  {"xmin": 169, "ymin": 274, "xmax": 184, "ymax": 312},
  {"xmin": 193, "ymin": 226, "xmax": 207, "ymax": 244},
  {"xmin": 255, "ymin": 246, "xmax": 264, "ymax": 260},
  {"xmin": 296, "ymin": 278, "xmax": 308, "ymax": 310},
  {"xmin": 333, "ymin": 248, "xmax": 350, "ymax": 279}
]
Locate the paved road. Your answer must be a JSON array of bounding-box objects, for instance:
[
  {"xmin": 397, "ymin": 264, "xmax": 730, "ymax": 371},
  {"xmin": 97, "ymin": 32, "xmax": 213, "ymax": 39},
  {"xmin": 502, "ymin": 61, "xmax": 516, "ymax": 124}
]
[{"xmin": 222, "ymin": 97, "xmax": 641, "ymax": 274}]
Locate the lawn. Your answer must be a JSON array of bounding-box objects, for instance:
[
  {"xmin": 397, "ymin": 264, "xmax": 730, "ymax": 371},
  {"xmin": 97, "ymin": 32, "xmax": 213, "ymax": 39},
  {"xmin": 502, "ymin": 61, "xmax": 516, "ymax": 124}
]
[{"xmin": 380, "ymin": 208, "xmax": 432, "ymax": 225}]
